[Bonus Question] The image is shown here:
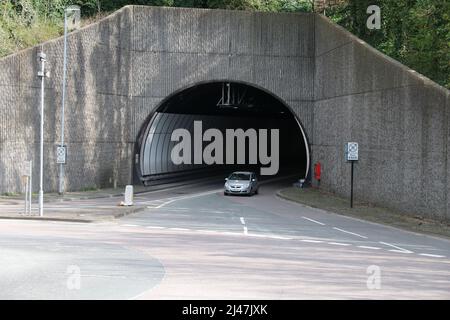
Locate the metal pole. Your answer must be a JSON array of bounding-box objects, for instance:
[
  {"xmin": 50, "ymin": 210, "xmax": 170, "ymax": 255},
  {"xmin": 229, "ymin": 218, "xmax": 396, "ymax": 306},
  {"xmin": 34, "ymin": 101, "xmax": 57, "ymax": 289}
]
[
  {"xmin": 59, "ymin": 11, "xmax": 68, "ymax": 195},
  {"xmin": 28, "ymin": 160, "xmax": 32, "ymax": 214},
  {"xmin": 39, "ymin": 54, "xmax": 45, "ymax": 217},
  {"xmin": 350, "ymin": 160, "xmax": 354, "ymax": 208},
  {"xmin": 24, "ymin": 177, "xmax": 28, "ymax": 215}
]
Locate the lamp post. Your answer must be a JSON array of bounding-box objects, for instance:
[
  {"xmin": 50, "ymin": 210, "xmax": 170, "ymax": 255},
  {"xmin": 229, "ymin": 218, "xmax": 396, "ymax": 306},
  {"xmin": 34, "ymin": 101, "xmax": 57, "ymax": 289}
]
[
  {"xmin": 37, "ymin": 50, "xmax": 49, "ymax": 217},
  {"xmin": 59, "ymin": 5, "xmax": 80, "ymax": 195}
]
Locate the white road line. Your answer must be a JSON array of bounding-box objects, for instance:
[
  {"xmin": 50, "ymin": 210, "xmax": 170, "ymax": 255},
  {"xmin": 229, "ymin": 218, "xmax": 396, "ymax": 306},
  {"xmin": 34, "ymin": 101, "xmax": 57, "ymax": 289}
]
[
  {"xmin": 122, "ymin": 224, "xmax": 138, "ymax": 227},
  {"xmin": 302, "ymin": 216, "xmax": 325, "ymax": 226},
  {"xmin": 268, "ymin": 235, "xmax": 293, "ymax": 240},
  {"xmin": 146, "ymin": 226, "xmax": 165, "ymax": 229},
  {"xmin": 333, "ymin": 227, "xmax": 368, "ymax": 239},
  {"xmin": 240, "ymin": 217, "xmax": 246, "ymax": 225},
  {"xmin": 243, "ymin": 226, "xmax": 248, "ymax": 235},
  {"xmin": 301, "ymin": 239, "xmax": 323, "ymax": 243},
  {"xmin": 379, "ymin": 241, "xmax": 413, "ymax": 253},
  {"xmin": 221, "ymin": 231, "xmax": 242, "ymax": 236},
  {"xmin": 389, "ymin": 249, "xmax": 413, "ymax": 254},
  {"xmin": 419, "ymin": 253, "xmax": 446, "ymax": 258},
  {"xmin": 357, "ymin": 246, "xmax": 381, "ymax": 250},
  {"xmin": 147, "ymin": 189, "xmax": 223, "ymax": 209},
  {"xmin": 169, "ymin": 227, "xmax": 190, "ymax": 231},
  {"xmin": 328, "ymin": 242, "xmax": 351, "ymax": 246}
]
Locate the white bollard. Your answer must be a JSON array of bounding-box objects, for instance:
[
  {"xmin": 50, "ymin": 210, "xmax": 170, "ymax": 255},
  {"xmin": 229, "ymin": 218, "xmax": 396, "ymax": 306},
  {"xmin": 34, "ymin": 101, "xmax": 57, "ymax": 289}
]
[{"xmin": 124, "ymin": 185, "xmax": 133, "ymax": 206}]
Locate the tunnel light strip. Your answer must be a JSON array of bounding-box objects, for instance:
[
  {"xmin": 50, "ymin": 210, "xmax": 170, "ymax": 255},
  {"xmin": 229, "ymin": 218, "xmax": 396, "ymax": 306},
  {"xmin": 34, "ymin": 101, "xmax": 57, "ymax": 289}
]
[{"xmin": 293, "ymin": 116, "xmax": 310, "ymax": 180}]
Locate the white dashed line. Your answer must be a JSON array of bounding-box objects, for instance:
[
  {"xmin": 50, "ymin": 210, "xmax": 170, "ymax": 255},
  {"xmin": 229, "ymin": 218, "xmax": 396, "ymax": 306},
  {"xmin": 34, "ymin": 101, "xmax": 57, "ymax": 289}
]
[
  {"xmin": 240, "ymin": 217, "xmax": 245, "ymax": 225},
  {"xmin": 328, "ymin": 242, "xmax": 351, "ymax": 246},
  {"xmin": 122, "ymin": 224, "xmax": 138, "ymax": 227},
  {"xmin": 146, "ymin": 226, "xmax": 165, "ymax": 229},
  {"xmin": 169, "ymin": 227, "xmax": 190, "ymax": 231},
  {"xmin": 389, "ymin": 249, "xmax": 414, "ymax": 254},
  {"xmin": 302, "ymin": 217, "xmax": 325, "ymax": 226},
  {"xmin": 333, "ymin": 227, "xmax": 368, "ymax": 239},
  {"xmin": 268, "ymin": 235, "xmax": 293, "ymax": 240},
  {"xmin": 301, "ymin": 239, "xmax": 323, "ymax": 243},
  {"xmin": 419, "ymin": 253, "xmax": 446, "ymax": 258},
  {"xmin": 243, "ymin": 226, "xmax": 248, "ymax": 235},
  {"xmin": 357, "ymin": 246, "xmax": 381, "ymax": 250},
  {"xmin": 379, "ymin": 241, "xmax": 413, "ymax": 253}
]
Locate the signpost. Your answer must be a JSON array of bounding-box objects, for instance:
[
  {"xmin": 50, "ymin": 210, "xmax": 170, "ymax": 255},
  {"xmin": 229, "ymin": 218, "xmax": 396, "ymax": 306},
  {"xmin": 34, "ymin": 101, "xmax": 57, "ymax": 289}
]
[
  {"xmin": 345, "ymin": 142, "xmax": 358, "ymax": 208},
  {"xmin": 59, "ymin": 5, "xmax": 81, "ymax": 195},
  {"xmin": 56, "ymin": 146, "xmax": 67, "ymax": 164}
]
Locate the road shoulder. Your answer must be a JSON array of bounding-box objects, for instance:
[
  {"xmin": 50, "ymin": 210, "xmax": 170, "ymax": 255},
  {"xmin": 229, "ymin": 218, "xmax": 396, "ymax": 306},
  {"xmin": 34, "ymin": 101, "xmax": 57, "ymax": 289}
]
[{"xmin": 277, "ymin": 186, "xmax": 450, "ymax": 240}]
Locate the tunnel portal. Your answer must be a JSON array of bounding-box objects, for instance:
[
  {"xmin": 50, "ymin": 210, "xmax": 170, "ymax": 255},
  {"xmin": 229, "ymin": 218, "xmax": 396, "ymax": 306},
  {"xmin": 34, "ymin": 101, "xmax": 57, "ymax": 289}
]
[{"xmin": 137, "ymin": 81, "xmax": 310, "ymax": 185}]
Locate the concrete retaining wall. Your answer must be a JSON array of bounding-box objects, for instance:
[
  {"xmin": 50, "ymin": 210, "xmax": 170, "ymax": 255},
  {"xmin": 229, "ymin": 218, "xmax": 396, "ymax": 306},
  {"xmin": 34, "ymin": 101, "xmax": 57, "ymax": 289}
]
[
  {"xmin": 0, "ymin": 6, "xmax": 314, "ymax": 194},
  {"xmin": 313, "ymin": 15, "xmax": 450, "ymax": 220},
  {"xmin": 1, "ymin": 6, "xmax": 449, "ymax": 221}
]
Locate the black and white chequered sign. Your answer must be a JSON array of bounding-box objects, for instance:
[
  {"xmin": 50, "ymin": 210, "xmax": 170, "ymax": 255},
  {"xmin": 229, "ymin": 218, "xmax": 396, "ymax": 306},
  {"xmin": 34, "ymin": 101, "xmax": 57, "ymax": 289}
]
[
  {"xmin": 56, "ymin": 146, "xmax": 67, "ymax": 164},
  {"xmin": 346, "ymin": 142, "xmax": 358, "ymax": 161}
]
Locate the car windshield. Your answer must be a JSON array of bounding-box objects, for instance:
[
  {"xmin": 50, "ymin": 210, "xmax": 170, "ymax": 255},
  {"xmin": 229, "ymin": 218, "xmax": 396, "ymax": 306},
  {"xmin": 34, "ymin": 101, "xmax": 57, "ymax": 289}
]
[{"xmin": 229, "ymin": 173, "xmax": 250, "ymax": 180}]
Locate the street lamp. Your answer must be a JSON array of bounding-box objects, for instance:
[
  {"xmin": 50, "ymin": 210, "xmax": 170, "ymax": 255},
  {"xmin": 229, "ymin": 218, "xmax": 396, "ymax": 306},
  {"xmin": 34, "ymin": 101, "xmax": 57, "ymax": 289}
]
[
  {"xmin": 37, "ymin": 50, "xmax": 50, "ymax": 216},
  {"xmin": 59, "ymin": 5, "xmax": 80, "ymax": 195}
]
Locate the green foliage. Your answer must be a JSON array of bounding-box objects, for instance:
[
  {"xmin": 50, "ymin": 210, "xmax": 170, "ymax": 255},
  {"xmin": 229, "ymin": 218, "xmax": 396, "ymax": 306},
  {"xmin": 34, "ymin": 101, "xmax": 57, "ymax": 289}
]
[{"xmin": 327, "ymin": 0, "xmax": 450, "ymax": 89}]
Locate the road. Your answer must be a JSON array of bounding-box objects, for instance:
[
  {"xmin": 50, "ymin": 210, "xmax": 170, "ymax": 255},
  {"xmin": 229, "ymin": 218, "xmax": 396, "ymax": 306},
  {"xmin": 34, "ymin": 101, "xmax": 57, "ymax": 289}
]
[{"xmin": 0, "ymin": 177, "xmax": 449, "ymax": 299}]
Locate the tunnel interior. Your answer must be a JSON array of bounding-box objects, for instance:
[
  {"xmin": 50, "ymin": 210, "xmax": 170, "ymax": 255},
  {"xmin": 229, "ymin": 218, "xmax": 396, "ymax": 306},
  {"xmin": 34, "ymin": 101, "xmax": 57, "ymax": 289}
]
[{"xmin": 136, "ymin": 81, "xmax": 309, "ymax": 185}]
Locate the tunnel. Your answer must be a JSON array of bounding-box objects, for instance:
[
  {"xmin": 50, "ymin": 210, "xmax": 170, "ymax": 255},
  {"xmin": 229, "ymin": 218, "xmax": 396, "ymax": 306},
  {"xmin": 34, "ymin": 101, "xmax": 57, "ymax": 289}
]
[{"xmin": 135, "ymin": 81, "xmax": 310, "ymax": 185}]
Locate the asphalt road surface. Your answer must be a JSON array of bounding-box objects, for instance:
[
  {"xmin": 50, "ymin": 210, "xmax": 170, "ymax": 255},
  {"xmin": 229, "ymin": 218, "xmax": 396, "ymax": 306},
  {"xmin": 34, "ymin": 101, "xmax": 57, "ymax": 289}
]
[{"xmin": 1, "ymin": 177, "xmax": 449, "ymax": 299}]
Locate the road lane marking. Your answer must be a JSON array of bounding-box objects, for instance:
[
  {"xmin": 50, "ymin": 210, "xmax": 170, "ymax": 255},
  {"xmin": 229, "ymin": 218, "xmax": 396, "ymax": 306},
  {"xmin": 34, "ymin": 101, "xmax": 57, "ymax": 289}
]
[
  {"xmin": 169, "ymin": 227, "xmax": 190, "ymax": 231},
  {"xmin": 302, "ymin": 217, "xmax": 325, "ymax": 226},
  {"xmin": 240, "ymin": 217, "xmax": 245, "ymax": 225},
  {"xmin": 419, "ymin": 253, "xmax": 446, "ymax": 258},
  {"xmin": 268, "ymin": 235, "xmax": 293, "ymax": 240},
  {"xmin": 301, "ymin": 239, "xmax": 323, "ymax": 243},
  {"xmin": 146, "ymin": 189, "xmax": 223, "ymax": 209},
  {"xmin": 389, "ymin": 249, "xmax": 413, "ymax": 254},
  {"xmin": 122, "ymin": 224, "xmax": 139, "ymax": 227},
  {"xmin": 357, "ymin": 246, "xmax": 381, "ymax": 250},
  {"xmin": 333, "ymin": 227, "xmax": 368, "ymax": 239},
  {"xmin": 146, "ymin": 226, "xmax": 166, "ymax": 229},
  {"xmin": 379, "ymin": 241, "xmax": 413, "ymax": 253},
  {"xmin": 243, "ymin": 226, "xmax": 248, "ymax": 235},
  {"xmin": 328, "ymin": 242, "xmax": 351, "ymax": 246}
]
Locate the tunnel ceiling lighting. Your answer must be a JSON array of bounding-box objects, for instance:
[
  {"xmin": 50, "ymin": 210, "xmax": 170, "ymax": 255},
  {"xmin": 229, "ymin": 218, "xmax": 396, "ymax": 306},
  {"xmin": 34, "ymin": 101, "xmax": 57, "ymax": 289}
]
[{"xmin": 217, "ymin": 82, "xmax": 248, "ymax": 109}]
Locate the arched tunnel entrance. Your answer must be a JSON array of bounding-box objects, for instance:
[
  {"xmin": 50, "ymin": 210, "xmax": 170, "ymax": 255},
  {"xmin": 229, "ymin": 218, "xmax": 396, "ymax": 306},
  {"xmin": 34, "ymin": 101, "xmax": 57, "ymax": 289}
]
[{"xmin": 136, "ymin": 81, "xmax": 310, "ymax": 185}]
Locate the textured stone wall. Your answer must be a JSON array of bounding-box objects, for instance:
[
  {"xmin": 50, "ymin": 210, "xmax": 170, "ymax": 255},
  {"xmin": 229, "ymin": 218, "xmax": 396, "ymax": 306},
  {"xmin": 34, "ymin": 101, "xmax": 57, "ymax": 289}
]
[
  {"xmin": 1, "ymin": 6, "xmax": 449, "ymax": 221},
  {"xmin": 313, "ymin": 15, "xmax": 450, "ymax": 220},
  {"xmin": 0, "ymin": 7, "xmax": 133, "ymax": 193},
  {"xmin": 0, "ymin": 6, "xmax": 315, "ymax": 194}
]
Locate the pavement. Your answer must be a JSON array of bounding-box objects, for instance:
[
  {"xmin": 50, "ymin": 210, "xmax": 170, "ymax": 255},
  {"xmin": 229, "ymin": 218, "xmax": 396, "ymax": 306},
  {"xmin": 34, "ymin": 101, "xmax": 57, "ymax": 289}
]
[
  {"xmin": 0, "ymin": 176, "xmax": 225, "ymax": 222},
  {"xmin": 1, "ymin": 176, "xmax": 450, "ymax": 299}
]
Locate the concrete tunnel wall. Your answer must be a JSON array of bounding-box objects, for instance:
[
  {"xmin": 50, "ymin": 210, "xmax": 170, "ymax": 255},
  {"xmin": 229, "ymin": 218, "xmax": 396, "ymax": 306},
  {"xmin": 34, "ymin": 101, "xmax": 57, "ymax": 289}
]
[
  {"xmin": 313, "ymin": 15, "xmax": 450, "ymax": 221},
  {"xmin": 0, "ymin": 5, "xmax": 315, "ymax": 194},
  {"xmin": 0, "ymin": 6, "xmax": 449, "ymax": 220}
]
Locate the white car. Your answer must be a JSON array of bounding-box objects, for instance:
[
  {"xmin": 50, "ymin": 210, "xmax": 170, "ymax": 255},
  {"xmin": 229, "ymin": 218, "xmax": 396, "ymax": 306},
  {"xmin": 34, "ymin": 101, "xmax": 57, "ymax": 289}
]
[{"xmin": 224, "ymin": 171, "xmax": 259, "ymax": 196}]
